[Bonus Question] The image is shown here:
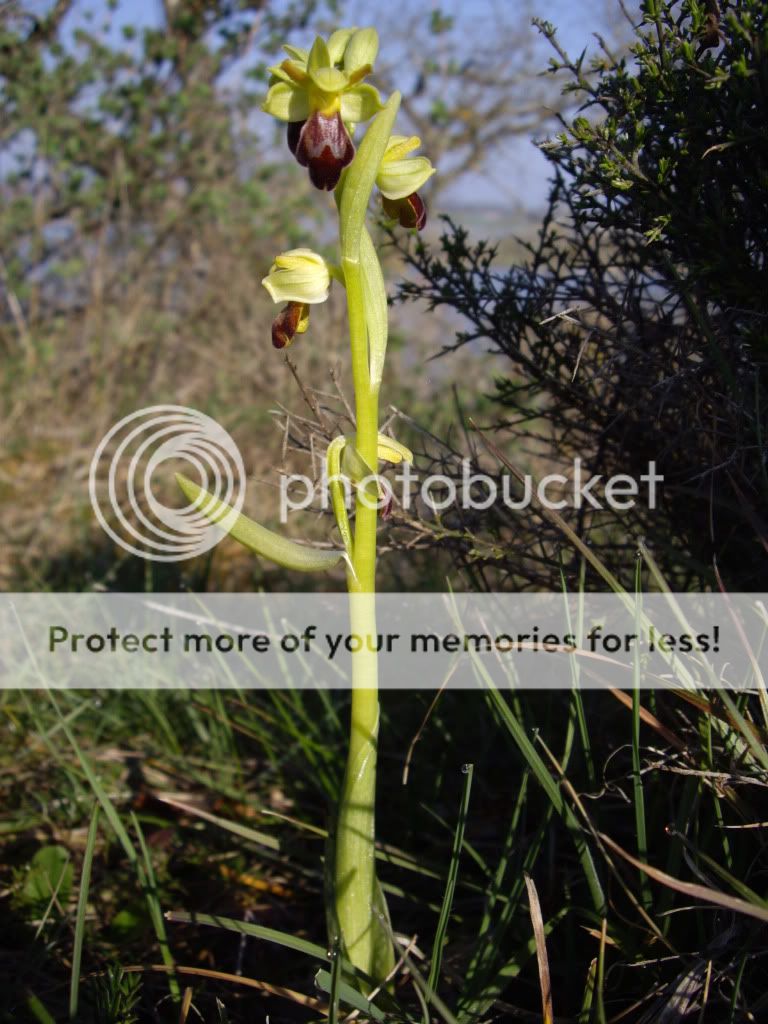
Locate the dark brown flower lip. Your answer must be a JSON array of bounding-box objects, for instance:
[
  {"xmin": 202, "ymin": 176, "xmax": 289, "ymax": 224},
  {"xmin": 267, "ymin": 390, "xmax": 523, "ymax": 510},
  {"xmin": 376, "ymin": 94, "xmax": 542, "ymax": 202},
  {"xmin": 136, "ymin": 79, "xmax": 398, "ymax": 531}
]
[
  {"xmin": 272, "ymin": 302, "xmax": 307, "ymax": 349},
  {"xmin": 287, "ymin": 120, "xmax": 304, "ymax": 157},
  {"xmin": 287, "ymin": 111, "xmax": 355, "ymax": 191},
  {"xmin": 382, "ymin": 192, "xmax": 427, "ymax": 231}
]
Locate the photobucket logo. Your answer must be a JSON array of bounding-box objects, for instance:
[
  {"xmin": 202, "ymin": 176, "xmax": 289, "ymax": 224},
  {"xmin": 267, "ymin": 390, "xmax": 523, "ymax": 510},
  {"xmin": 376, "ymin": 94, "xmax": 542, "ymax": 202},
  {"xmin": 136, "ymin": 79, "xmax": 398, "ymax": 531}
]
[
  {"xmin": 279, "ymin": 458, "xmax": 663, "ymax": 522},
  {"xmin": 89, "ymin": 405, "xmax": 246, "ymax": 561}
]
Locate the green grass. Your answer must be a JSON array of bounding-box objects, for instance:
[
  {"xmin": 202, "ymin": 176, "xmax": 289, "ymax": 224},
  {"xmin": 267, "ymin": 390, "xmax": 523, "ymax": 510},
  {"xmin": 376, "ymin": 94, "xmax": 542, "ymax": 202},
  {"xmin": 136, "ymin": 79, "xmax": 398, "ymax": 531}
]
[
  {"xmin": 3, "ymin": 533, "xmax": 768, "ymax": 1024},
  {"xmin": 2, "ymin": 665, "xmax": 767, "ymax": 1023}
]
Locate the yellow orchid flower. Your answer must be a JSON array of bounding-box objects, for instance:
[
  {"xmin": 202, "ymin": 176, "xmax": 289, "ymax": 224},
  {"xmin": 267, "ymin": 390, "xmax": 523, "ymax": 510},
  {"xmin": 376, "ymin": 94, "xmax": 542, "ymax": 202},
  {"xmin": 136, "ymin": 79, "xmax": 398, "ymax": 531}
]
[
  {"xmin": 262, "ymin": 248, "xmax": 331, "ymax": 304},
  {"xmin": 261, "ymin": 248, "xmax": 332, "ymax": 348},
  {"xmin": 377, "ymin": 136, "xmax": 435, "ymax": 230},
  {"xmin": 262, "ymin": 28, "xmax": 384, "ymax": 190}
]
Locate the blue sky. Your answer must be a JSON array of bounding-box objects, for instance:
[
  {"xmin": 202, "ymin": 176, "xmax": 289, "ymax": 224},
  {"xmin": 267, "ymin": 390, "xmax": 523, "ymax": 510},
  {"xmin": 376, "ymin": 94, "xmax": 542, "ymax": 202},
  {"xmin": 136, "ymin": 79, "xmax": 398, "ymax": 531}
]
[{"xmin": 27, "ymin": 0, "xmax": 627, "ymax": 210}]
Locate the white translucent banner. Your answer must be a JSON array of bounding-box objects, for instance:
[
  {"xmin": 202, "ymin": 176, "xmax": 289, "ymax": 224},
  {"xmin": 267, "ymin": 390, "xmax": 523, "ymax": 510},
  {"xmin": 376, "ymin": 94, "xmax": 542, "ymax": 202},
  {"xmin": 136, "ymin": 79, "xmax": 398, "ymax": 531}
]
[{"xmin": 1, "ymin": 593, "xmax": 766, "ymax": 690}]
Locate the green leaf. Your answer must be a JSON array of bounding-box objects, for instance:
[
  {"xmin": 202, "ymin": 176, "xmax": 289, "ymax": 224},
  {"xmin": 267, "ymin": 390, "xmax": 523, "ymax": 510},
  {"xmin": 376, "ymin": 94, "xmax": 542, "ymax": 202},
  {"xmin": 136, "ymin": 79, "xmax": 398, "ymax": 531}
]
[
  {"xmin": 19, "ymin": 846, "xmax": 73, "ymax": 914},
  {"xmin": 360, "ymin": 226, "xmax": 389, "ymax": 389},
  {"xmin": 340, "ymin": 442, "xmax": 377, "ymax": 484},
  {"xmin": 340, "ymin": 93, "xmax": 401, "ymax": 262},
  {"xmin": 176, "ymin": 474, "xmax": 343, "ymax": 574},
  {"xmin": 25, "ymin": 994, "xmax": 56, "ymax": 1024},
  {"xmin": 108, "ymin": 905, "xmax": 147, "ymax": 941},
  {"xmin": 326, "ymin": 436, "xmax": 354, "ymax": 560}
]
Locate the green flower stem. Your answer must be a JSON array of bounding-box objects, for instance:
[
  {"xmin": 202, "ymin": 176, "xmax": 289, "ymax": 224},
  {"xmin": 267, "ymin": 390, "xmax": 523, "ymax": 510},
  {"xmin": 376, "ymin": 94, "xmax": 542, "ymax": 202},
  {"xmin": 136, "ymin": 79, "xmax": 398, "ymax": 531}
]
[
  {"xmin": 333, "ymin": 257, "xmax": 382, "ymax": 978},
  {"xmin": 333, "ymin": 94, "xmax": 400, "ymax": 981}
]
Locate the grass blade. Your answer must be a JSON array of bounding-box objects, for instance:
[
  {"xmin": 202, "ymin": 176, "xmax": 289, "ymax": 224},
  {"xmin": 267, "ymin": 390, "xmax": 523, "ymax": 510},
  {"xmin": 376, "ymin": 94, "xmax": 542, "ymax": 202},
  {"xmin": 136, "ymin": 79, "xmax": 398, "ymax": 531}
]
[
  {"xmin": 166, "ymin": 911, "xmax": 375, "ymax": 988},
  {"xmin": 600, "ymin": 832, "xmax": 768, "ymax": 923},
  {"xmin": 69, "ymin": 803, "xmax": 100, "ymax": 1019},
  {"xmin": 524, "ymin": 873, "xmax": 553, "ymax": 1024},
  {"xmin": 327, "ymin": 936, "xmax": 342, "ymax": 1024},
  {"xmin": 428, "ymin": 763, "xmax": 473, "ymax": 996},
  {"xmin": 131, "ymin": 813, "xmax": 180, "ymax": 1002},
  {"xmin": 578, "ymin": 959, "xmax": 597, "ymax": 1024},
  {"xmin": 482, "ymin": 679, "xmax": 605, "ymax": 913},
  {"xmin": 151, "ymin": 794, "xmax": 279, "ymax": 850},
  {"xmin": 631, "ymin": 564, "xmax": 652, "ymax": 911},
  {"xmin": 443, "ymin": 592, "xmax": 605, "ymax": 913},
  {"xmin": 315, "ymin": 968, "xmax": 387, "ymax": 1022}
]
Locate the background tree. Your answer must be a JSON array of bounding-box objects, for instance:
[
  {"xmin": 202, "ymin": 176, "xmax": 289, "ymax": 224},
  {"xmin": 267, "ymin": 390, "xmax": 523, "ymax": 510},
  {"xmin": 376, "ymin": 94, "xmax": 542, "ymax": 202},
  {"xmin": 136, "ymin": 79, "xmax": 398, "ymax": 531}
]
[
  {"xmin": 354, "ymin": 1, "xmax": 566, "ymax": 197},
  {"xmin": 392, "ymin": 0, "xmax": 768, "ymax": 591},
  {"xmin": 0, "ymin": 0, "xmax": 582, "ymax": 589}
]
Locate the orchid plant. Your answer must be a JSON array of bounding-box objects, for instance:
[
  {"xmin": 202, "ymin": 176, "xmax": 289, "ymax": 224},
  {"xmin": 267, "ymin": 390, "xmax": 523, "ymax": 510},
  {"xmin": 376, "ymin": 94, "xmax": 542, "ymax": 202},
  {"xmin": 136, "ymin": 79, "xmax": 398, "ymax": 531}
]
[{"xmin": 177, "ymin": 26, "xmax": 434, "ymax": 982}]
